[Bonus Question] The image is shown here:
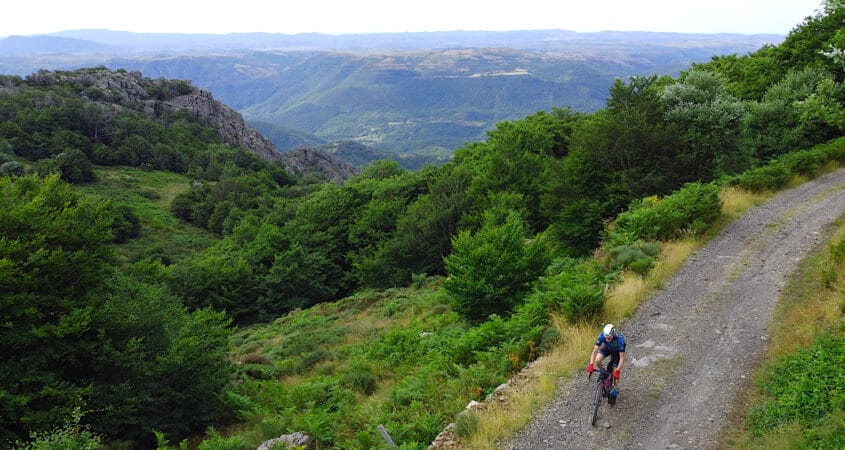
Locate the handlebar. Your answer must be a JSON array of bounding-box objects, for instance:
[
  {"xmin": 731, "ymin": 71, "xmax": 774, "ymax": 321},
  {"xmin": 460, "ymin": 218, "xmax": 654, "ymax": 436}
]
[{"xmin": 587, "ymin": 367, "xmax": 614, "ymax": 381}]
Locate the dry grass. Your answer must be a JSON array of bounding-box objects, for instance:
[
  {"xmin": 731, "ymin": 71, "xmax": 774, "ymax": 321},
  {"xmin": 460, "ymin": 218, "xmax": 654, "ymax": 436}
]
[
  {"xmin": 602, "ymin": 239, "xmax": 698, "ymax": 322},
  {"xmin": 766, "ymin": 220, "xmax": 845, "ymax": 358},
  {"xmin": 156, "ymin": 181, "xmax": 190, "ymax": 209},
  {"xmin": 717, "ymin": 186, "xmax": 771, "ymax": 226}
]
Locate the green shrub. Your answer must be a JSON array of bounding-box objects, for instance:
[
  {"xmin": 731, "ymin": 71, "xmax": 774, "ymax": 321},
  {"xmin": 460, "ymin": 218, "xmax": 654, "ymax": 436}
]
[
  {"xmin": 240, "ymin": 353, "xmax": 272, "ymax": 365},
  {"xmin": 444, "ymin": 210, "xmax": 550, "ymax": 322},
  {"xmin": 537, "ymin": 258, "xmax": 606, "ymax": 323},
  {"xmin": 745, "ymin": 331, "xmax": 845, "ymax": 436},
  {"xmin": 608, "ymin": 242, "xmax": 661, "ymax": 275},
  {"xmin": 817, "ymin": 137, "xmax": 845, "ymax": 163},
  {"xmin": 111, "ymin": 204, "xmax": 141, "ymax": 243},
  {"xmin": 454, "ymin": 410, "xmax": 480, "ymax": 438},
  {"xmin": 539, "ymin": 327, "xmax": 562, "ymax": 353},
  {"xmin": 14, "ymin": 407, "xmax": 102, "ymax": 450},
  {"xmin": 341, "ymin": 363, "xmax": 377, "ymax": 395},
  {"xmin": 779, "ymin": 148, "xmax": 827, "ymax": 177},
  {"xmin": 829, "ymin": 238, "xmax": 845, "ymax": 264},
  {"xmin": 196, "ymin": 428, "xmax": 248, "ymax": 450},
  {"xmin": 606, "ymin": 182, "xmax": 721, "ymax": 246},
  {"xmin": 0, "ymin": 160, "xmax": 24, "ymax": 176},
  {"xmin": 294, "ymin": 348, "xmax": 333, "ymax": 374},
  {"xmin": 559, "ymin": 282, "xmax": 606, "ymax": 323},
  {"xmin": 55, "ymin": 148, "xmax": 96, "ymax": 183},
  {"xmin": 450, "ymin": 315, "xmax": 509, "ymax": 365},
  {"xmin": 628, "ymin": 256, "xmax": 656, "ymax": 276},
  {"xmin": 822, "ymin": 267, "xmax": 838, "ymax": 288},
  {"xmin": 732, "ymin": 163, "xmax": 792, "ymax": 192}
]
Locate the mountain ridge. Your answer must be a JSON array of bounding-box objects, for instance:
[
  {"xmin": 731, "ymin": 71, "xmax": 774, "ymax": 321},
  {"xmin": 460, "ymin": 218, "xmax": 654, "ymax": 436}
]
[
  {"xmin": 11, "ymin": 28, "xmax": 784, "ymax": 53},
  {"xmin": 0, "ymin": 30, "xmax": 783, "ymax": 158}
]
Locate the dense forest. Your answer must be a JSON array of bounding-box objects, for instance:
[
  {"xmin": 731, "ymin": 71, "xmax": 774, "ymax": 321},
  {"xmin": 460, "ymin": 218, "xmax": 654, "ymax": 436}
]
[{"xmin": 2, "ymin": 3, "xmax": 844, "ymax": 449}]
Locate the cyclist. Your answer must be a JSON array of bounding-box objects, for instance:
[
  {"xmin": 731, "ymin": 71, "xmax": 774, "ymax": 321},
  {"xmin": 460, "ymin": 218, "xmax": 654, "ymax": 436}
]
[{"xmin": 587, "ymin": 324, "xmax": 626, "ymax": 402}]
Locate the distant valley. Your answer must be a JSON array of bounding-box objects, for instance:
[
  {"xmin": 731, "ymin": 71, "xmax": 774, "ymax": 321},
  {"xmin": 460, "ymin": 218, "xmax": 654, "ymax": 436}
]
[{"xmin": 0, "ymin": 29, "xmax": 782, "ymax": 165}]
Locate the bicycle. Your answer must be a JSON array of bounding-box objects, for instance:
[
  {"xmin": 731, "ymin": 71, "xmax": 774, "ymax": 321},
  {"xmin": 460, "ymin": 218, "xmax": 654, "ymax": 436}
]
[{"xmin": 588, "ymin": 365, "xmax": 617, "ymax": 426}]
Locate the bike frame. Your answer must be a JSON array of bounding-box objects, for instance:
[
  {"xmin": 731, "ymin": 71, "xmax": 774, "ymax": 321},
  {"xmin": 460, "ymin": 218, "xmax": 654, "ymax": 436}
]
[{"xmin": 589, "ymin": 367, "xmax": 615, "ymax": 426}]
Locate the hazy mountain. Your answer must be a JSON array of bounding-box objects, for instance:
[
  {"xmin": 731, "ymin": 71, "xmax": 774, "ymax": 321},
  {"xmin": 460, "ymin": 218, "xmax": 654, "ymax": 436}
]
[
  {"xmin": 0, "ymin": 35, "xmax": 119, "ymax": 55},
  {"xmin": 39, "ymin": 29, "xmax": 781, "ymax": 54},
  {"xmin": 0, "ymin": 29, "xmax": 783, "ymax": 157}
]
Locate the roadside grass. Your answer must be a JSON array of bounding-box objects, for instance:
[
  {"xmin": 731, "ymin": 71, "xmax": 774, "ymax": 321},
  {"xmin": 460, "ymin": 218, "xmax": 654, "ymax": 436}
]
[
  {"xmin": 77, "ymin": 166, "xmax": 217, "ymax": 263},
  {"xmin": 464, "ymin": 321, "xmax": 594, "ymax": 449},
  {"xmin": 716, "ymin": 186, "xmax": 771, "ymax": 227},
  {"xmin": 723, "ymin": 218, "xmax": 845, "ymax": 449}
]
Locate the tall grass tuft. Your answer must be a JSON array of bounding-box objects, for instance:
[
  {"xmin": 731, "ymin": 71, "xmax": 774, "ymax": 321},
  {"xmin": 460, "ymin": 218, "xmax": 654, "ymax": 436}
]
[{"xmin": 603, "ymin": 240, "xmax": 697, "ymax": 321}]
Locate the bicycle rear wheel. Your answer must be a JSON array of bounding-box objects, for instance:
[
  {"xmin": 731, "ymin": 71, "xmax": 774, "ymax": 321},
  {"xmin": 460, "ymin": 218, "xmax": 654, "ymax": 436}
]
[{"xmin": 591, "ymin": 381, "xmax": 603, "ymax": 426}]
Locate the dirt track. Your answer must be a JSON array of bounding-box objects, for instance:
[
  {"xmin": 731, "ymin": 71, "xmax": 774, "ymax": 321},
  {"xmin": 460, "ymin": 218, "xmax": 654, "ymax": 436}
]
[{"xmin": 502, "ymin": 168, "xmax": 845, "ymax": 449}]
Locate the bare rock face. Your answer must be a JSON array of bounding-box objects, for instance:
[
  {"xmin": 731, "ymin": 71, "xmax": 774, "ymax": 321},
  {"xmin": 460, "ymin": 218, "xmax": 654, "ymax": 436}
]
[
  {"xmin": 164, "ymin": 88, "xmax": 283, "ymax": 163},
  {"xmin": 38, "ymin": 68, "xmax": 358, "ymax": 181},
  {"xmin": 283, "ymin": 147, "xmax": 361, "ymax": 182}
]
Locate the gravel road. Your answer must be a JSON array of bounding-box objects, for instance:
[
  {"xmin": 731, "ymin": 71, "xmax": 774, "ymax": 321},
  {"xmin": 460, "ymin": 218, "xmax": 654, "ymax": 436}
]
[{"xmin": 502, "ymin": 168, "xmax": 845, "ymax": 450}]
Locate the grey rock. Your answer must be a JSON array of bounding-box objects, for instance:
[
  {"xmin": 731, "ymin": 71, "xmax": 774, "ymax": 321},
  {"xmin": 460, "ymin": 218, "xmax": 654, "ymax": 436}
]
[{"xmin": 256, "ymin": 431, "xmax": 309, "ymax": 450}]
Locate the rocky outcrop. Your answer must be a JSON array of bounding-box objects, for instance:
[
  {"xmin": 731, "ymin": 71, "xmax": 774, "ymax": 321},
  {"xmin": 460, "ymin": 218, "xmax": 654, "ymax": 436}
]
[
  {"xmin": 41, "ymin": 68, "xmax": 359, "ymax": 181},
  {"xmin": 283, "ymin": 147, "xmax": 361, "ymax": 182},
  {"xmin": 165, "ymin": 87, "xmax": 283, "ymax": 163},
  {"xmin": 256, "ymin": 431, "xmax": 309, "ymax": 450},
  {"xmin": 50, "ymin": 68, "xmax": 282, "ymax": 162}
]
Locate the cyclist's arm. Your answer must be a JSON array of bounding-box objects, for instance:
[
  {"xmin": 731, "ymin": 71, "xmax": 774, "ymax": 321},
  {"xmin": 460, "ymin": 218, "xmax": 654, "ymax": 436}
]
[
  {"xmin": 617, "ymin": 351, "xmax": 625, "ymax": 372},
  {"xmin": 589, "ymin": 345, "xmax": 600, "ymax": 366}
]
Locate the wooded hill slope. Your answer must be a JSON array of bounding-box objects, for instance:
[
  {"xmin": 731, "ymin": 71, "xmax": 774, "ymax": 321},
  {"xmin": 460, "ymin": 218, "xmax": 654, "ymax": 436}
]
[{"xmin": 1, "ymin": 4, "xmax": 844, "ymax": 449}]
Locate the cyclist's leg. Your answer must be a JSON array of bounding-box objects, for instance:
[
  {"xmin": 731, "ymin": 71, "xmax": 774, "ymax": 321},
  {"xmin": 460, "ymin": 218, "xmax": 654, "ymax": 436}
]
[
  {"xmin": 607, "ymin": 352, "xmax": 620, "ymax": 405},
  {"xmin": 608, "ymin": 352, "xmax": 620, "ymax": 372},
  {"xmin": 595, "ymin": 350, "xmax": 607, "ymax": 371}
]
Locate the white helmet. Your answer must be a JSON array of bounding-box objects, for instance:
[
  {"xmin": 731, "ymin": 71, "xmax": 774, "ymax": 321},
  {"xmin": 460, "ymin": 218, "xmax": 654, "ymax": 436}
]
[{"xmin": 603, "ymin": 323, "xmax": 617, "ymax": 336}]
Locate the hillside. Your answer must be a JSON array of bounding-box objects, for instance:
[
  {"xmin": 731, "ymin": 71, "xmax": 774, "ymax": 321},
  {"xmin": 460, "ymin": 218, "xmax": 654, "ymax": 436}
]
[{"xmin": 2, "ymin": 5, "xmax": 844, "ymax": 449}]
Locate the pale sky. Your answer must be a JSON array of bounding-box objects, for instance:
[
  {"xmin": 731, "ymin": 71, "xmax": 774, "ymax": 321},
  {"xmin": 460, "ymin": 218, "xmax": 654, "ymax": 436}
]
[{"xmin": 1, "ymin": 0, "xmax": 825, "ymax": 37}]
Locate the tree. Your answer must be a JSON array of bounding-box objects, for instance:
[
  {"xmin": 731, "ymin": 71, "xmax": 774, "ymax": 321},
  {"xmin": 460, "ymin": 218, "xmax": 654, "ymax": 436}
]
[
  {"xmin": 55, "ymin": 148, "xmax": 96, "ymax": 183},
  {"xmin": 444, "ymin": 210, "xmax": 549, "ymax": 322},
  {"xmin": 87, "ymin": 273, "xmax": 234, "ymax": 445},
  {"xmin": 359, "ymin": 164, "xmax": 470, "ymax": 287},
  {"xmin": 0, "ymin": 175, "xmax": 235, "ymax": 446},
  {"xmin": 744, "ymin": 68, "xmax": 836, "ymax": 161},
  {"xmin": 541, "ymin": 76, "xmax": 686, "ymax": 255},
  {"xmin": 662, "ymin": 69, "xmax": 750, "ymax": 178},
  {"xmin": 0, "ymin": 174, "xmax": 113, "ymax": 443}
]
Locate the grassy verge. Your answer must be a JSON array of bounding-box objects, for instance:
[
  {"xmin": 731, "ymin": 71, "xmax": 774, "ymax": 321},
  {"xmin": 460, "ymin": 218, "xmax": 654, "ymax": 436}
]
[{"xmin": 722, "ymin": 219, "xmax": 845, "ymax": 449}]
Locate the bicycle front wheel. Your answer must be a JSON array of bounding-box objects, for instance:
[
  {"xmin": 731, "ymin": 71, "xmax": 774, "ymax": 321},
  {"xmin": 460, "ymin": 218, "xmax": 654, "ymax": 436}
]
[{"xmin": 591, "ymin": 381, "xmax": 603, "ymax": 426}]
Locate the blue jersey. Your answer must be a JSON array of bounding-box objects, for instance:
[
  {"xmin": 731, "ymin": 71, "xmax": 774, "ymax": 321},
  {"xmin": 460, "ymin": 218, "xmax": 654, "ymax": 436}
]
[{"xmin": 596, "ymin": 332, "xmax": 626, "ymax": 354}]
